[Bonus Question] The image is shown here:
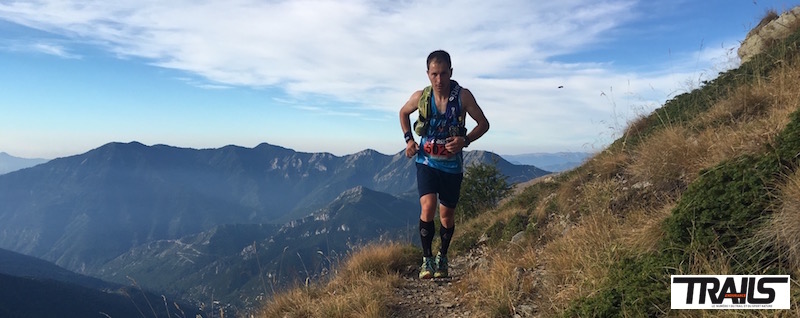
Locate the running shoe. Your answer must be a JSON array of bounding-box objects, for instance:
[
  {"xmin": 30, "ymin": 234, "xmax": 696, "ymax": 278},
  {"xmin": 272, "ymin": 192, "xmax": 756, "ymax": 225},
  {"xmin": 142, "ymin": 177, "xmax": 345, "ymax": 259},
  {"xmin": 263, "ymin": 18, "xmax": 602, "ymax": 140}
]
[
  {"xmin": 419, "ymin": 256, "xmax": 435, "ymax": 279},
  {"xmin": 434, "ymin": 252, "xmax": 448, "ymax": 278}
]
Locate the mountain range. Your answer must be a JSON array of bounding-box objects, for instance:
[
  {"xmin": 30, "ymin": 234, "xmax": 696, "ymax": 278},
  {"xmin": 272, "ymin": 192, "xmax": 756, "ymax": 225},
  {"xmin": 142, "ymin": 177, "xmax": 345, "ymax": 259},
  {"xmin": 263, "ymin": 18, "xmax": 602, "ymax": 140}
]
[
  {"xmin": 0, "ymin": 152, "xmax": 48, "ymax": 175},
  {"xmin": 96, "ymin": 186, "xmax": 420, "ymax": 312},
  {"xmin": 501, "ymin": 152, "xmax": 591, "ymax": 172},
  {"xmin": 0, "ymin": 141, "xmax": 548, "ymax": 313}
]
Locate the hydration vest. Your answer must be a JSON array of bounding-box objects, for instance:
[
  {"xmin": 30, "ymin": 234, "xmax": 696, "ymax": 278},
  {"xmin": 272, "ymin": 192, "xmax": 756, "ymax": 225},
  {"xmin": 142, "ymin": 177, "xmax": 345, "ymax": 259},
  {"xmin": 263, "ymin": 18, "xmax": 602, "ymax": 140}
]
[
  {"xmin": 414, "ymin": 80, "xmax": 465, "ymax": 137},
  {"xmin": 414, "ymin": 80, "xmax": 466, "ymax": 174}
]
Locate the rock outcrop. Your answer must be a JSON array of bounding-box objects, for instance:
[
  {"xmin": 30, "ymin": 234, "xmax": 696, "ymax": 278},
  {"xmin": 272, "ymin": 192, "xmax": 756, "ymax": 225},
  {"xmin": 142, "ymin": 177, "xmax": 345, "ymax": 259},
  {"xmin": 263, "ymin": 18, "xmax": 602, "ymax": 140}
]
[{"xmin": 738, "ymin": 7, "xmax": 800, "ymax": 63}]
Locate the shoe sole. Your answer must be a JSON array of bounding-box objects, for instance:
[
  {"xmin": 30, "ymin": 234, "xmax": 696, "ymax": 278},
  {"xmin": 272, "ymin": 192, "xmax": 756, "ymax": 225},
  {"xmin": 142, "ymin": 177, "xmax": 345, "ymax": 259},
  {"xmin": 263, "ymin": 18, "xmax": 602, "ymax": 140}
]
[{"xmin": 419, "ymin": 272, "xmax": 433, "ymax": 279}]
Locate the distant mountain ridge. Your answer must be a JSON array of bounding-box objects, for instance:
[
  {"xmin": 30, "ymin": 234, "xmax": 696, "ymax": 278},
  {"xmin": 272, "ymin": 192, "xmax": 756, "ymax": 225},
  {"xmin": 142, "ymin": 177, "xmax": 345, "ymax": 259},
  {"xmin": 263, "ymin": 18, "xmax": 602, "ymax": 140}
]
[
  {"xmin": 0, "ymin": 248, "xmax": 203, "ymax": 318},
  {"xmin": 0, "ymin": 248, "xmax": 114, "ymax": 291},
  {"xmin": 501, "ymin": 152, "xmax": 591, "ymax": 172},
  {"xmin": 97, "ymin": 186, "xmax": 419, "ymax": 312},
  {"xmin": 0, "ymin": 152, "xmax": 48, "ymax": 175},
  {"xmin": 0, "ymin": 141, "xmax": 548, "ymax": 275}
]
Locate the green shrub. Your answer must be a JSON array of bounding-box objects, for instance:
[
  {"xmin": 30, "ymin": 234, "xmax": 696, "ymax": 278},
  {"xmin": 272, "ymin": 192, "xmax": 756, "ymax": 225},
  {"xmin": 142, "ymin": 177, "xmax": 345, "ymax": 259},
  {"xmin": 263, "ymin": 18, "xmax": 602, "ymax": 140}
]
[
  {"xmin": 484, "ymin": 220, "xmax": 505, "ymax": 244},
  {"xmin": 459, "ymin": 162, "xmax": 512, "ymax": 222},
  {"xmin": 564, "ymin": 253, "xmax": 674, "ymax": 317},
  {"xmin": 451, "ymin": 224, "xmax": 481, "ymax": 253},
  {"xmin": 664, "ymin": 107, "xmax": 800, "ymax": 272},
  {"xmin": 774, "ymin": 106, "xmax": 800, "ymax": 164},
  {"xmin": 502, "ymin": 213, "xmax": 528, "ymax": 241},
  {"xmin": 505, "ymin": 179, "xmax": 559, "ymax": 213},
  {"xmin": 664, "ymin": 154, "xmax": 778, "ymax": 251},
  {"xmin": 562, "ymin": 36, "xmax": 800, "ymax": 318}
]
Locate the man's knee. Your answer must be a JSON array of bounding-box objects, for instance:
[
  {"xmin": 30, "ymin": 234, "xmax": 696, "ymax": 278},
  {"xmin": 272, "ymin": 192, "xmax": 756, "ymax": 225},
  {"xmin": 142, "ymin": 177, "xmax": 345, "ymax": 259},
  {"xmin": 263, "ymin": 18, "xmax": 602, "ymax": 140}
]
[
  {"xmin": 419, "ymin": 193, "xmax": 438, "ymax": 221},
  {"xmin": 438, "ymin": 205, "xmax": 455, "ymax": 227}
]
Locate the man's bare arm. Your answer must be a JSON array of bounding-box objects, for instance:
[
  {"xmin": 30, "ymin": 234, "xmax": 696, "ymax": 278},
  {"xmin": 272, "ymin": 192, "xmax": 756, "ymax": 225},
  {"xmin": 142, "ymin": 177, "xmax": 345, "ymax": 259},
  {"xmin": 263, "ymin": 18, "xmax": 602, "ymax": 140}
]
[
  {"xmin": 400, "ymin": 90, "xmax": 423, "ymax": 158},
  {"xmin": 461, "ymin": 88, "xmax": 490, "ymax": 143}
]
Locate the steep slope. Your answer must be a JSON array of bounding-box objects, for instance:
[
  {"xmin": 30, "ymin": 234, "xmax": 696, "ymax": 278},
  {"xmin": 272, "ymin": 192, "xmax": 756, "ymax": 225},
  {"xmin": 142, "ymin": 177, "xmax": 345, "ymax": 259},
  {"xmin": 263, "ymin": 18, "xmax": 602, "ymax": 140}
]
[
  {"xmin": 447, "ymin": 7, "xmax": 800, "ymax": 317},
  {"xmin": 258, "ymin": 7, "xmax": 800, "ymax": 318},
  {"xmin": 0, "ymin": 273, "xmax": 203, "ymax": 318},
  {"xmin": 98, "ymin": 186, "xmax": 419, "ymax": 313},
  {"xmin": 0, "ymin": 248, "xmax": 207, "ymax": 317},
  {"xmin": 0, "ymin": 248, "xmax": 114, "ymax": 291}
]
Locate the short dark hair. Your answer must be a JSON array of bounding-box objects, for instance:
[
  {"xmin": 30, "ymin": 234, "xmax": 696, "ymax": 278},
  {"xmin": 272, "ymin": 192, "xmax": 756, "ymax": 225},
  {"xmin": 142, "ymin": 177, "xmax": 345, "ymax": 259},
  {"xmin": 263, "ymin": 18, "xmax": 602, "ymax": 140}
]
[{"xmin": 427, "ymin": 50, "xmax": 451, "ymax": 70}]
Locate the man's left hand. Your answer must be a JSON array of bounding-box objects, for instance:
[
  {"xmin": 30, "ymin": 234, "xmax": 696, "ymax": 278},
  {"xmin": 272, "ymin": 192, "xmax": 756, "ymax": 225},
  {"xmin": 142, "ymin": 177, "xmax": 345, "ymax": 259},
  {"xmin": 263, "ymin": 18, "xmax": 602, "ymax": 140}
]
[{"xmin": 445, "ymin": 137, "xmax": 466, "ymax": 153}]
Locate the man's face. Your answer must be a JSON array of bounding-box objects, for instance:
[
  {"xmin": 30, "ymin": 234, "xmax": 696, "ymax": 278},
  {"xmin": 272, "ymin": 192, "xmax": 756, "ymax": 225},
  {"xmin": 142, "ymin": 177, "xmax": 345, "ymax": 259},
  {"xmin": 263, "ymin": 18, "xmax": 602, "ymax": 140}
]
[{"xmin": 427, "ymin": 61, "xmax": 452, "ymax": 93}]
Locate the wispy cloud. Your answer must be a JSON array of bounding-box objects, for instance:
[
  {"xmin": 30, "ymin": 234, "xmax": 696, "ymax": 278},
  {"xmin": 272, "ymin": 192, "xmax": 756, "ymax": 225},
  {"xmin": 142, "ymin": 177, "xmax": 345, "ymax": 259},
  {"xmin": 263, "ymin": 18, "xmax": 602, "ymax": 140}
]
[
  {"xmin": 292, "ymin": 105, "xmax": 363, "ymax": 117},
  {"xmin": 174, "ymin": 77, "xmax": 232, "ymax": 90},
  {"xmin": 0, "ymin": 0, "xmax": 744, "ymax": 154},
  {"xmin": 30, "ymin": 42, "xmax": 81, "ymax": 59},
  {"xmin": 0, "ymin": 39, "xmax": 82, "ymax": 59},
  {"xmin": 0, "ymin": 1, "xmax": 642, "ymax": 100}
]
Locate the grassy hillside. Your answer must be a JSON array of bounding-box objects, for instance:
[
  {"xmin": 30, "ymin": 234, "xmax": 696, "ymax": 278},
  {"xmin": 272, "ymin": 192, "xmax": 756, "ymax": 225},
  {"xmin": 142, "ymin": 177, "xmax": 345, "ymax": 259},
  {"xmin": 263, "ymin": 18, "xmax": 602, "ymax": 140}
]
[{"xmin": 257, "ymin": 9, "xmax": 800, "ymax": 318}]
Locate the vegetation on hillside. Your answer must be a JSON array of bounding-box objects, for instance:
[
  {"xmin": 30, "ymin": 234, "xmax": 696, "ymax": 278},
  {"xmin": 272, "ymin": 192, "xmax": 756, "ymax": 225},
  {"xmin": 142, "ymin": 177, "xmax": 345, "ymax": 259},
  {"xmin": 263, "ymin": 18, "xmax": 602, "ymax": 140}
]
[
  {"xmin": 257, "ymin": 243, "xmax": 417, "ymax": 317},
  {"xmin": 258, "ymin": 8, "xmax": 800, "ymax": 317}
]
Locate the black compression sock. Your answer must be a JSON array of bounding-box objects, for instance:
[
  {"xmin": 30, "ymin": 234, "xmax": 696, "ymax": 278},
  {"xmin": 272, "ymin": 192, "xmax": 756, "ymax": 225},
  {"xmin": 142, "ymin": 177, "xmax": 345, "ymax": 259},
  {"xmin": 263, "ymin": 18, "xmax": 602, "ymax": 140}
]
[
  {"xmin": 439, "ymin": 224, "xmax": 455, "ymax": 256},
  {"xmin": 419, "ymin": 220, "xmax": 435, "ymax": 258}
]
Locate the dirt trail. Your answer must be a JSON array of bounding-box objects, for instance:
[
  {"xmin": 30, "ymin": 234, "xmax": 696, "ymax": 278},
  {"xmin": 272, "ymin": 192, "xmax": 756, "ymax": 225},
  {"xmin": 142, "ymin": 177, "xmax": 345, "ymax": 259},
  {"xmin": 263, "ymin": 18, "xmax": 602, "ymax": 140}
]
[
  {"xmin": 388, "ymin": 244, "xmax": 543, "ymax": 318},
  {"xmin": 389, "ymin": 252, "xmax": 474, "ymax": 318}
]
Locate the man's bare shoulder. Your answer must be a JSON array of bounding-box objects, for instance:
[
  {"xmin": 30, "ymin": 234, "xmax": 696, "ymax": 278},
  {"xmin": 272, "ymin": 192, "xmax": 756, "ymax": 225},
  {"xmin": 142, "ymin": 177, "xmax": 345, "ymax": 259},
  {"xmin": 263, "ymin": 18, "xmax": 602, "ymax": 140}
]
[
  {"xmin": 405, "ymin": 89, "xmax": 425, "ymax": 105},
  {"xmin": 401, "ymin": 89, "xmax": 425, "ymax": 113},
  {"xmin": 459, "ymin": 87, "xmax": 480, "ymax": 108},
  {"xmin": 460, "ymin": 87, "xmax": 475, "ymax": 99}
]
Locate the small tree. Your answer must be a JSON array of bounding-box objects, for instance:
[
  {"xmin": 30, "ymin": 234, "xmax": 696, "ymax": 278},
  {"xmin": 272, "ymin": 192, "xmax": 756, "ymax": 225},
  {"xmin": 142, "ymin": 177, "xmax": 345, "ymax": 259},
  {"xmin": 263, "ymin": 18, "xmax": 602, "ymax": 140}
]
[{"xmin": 458, "ymin": 162, "xmax": 512, "ymax": 222}]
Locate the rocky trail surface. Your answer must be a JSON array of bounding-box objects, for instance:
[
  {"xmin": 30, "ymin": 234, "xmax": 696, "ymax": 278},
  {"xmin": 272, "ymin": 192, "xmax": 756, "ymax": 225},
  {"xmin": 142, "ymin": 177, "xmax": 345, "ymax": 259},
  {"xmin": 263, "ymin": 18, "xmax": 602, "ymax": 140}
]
[
  {"xmin": 388, "ymin": 245, "xmax": 542, "ymax": 318},
  {"xmin": 389, "ymin": 250, "xmax": 475, "ymax": 318}
]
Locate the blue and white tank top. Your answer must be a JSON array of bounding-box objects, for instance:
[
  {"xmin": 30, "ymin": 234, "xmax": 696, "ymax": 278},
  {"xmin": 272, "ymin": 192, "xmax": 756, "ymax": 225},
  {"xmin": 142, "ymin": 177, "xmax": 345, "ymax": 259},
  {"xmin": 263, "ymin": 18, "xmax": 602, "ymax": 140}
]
[{"xmin": 415, "ymin": 80, "xmax": 464, "ymax": 174}]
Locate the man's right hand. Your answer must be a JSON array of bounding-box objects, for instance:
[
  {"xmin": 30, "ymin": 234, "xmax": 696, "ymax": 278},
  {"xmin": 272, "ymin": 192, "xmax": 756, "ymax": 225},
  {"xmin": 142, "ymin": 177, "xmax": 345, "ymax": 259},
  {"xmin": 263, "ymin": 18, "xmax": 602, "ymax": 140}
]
[{"xmin": 405, "ymin": 141, "xmax": 418, "ymax": 158}]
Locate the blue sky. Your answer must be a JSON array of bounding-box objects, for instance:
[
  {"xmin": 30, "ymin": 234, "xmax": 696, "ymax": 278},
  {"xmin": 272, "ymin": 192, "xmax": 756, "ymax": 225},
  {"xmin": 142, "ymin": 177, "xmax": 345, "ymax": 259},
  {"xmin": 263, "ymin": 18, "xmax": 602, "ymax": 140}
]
[{"xmin": 1, "ymin": 0, "xmax": 798, "ymax": 159}]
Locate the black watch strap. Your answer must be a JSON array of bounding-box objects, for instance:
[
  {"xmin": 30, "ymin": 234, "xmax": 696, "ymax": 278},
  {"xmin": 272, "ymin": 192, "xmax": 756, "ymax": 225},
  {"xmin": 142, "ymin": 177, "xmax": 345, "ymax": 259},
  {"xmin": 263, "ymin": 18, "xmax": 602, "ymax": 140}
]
[{"xmin": 404, "ymin": 131, "xmax": 414, "ymax": 143}]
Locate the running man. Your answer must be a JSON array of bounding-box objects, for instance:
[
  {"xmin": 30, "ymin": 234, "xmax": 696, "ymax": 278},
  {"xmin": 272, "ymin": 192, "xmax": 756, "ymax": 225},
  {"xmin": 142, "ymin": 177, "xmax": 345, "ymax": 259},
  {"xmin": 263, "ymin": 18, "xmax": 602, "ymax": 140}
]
[{"xmin": 399, "ymin": 50, "xmax": 490, "ymax": 279}]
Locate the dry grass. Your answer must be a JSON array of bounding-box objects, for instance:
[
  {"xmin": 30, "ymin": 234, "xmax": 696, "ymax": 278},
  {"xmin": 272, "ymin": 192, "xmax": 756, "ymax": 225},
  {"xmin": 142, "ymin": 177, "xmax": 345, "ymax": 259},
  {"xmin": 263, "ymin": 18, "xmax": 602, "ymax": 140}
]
[
  {"xmin": 462, "ymin": 51, "xmax": 800, "ymax": 317},
  {"xmin": 621, "ymin": 202, "xmax": 675, "ymax": 254},
  {"xmin": 256, "ymin": 36, "xmax": 800, "ymax": 318},
  {"xmin": 755, "ymin": 9, "xmax": 780, "ymax": 34},
  {"xmin": 620, "ymin": 113, "xmax": 651, "ymax": 147},
  {"xmin": 700, "ymin": 84, "xmax": 773, "ymax": 128},
  {"xmin": 258, "ymin": 243, "xmax": 415, "ymax": 318},
  {"xmin": 695, "ymin": 81, "xmax": 794, "ymax": 163},
  {"xmin": 627, "ymin": 55, "xmax": 800, "ymax": 198},
  {"xmin": 627, "ymin": 125, "xmax": 708, "ymax": 194},
  {"xmin": 754, "ymin": 169, "xmax": 800, "ymax": 270},
  {"xmin": 333, "ymin": 242, "xmax": 416, "ymax": 283},
  {"xmin": 459, "ymin": 251, "xmax": 533, "ymax": 317},
  {"xmin": 583, "ymin": 148, "xmax": 631, "ymax": 180},
  {"xmin": 523, "ymin": 53, "xmax": 800, "ymax": 314},
  {"xmin": 538, "ymin": 209, "xmax": 623, "ymax": 313}
]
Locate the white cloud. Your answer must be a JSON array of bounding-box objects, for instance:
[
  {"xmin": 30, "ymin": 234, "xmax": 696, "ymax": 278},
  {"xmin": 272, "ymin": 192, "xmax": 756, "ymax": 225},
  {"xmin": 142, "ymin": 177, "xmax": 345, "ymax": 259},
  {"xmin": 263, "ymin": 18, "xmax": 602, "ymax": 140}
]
[
  {"xmin": 0, "ymin": 0, "xmax": 744, "ymax": 155},
  {"xmin": 0, "ymin": 1, "xmax": 639, "ymax": 99},
  {"xmin": 30, "ymin": 42, "xmax": 81, "ymax": 59},
  {"xmin": 0, "ymin": 39, "xmax": 82, "ymax": 59}
]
